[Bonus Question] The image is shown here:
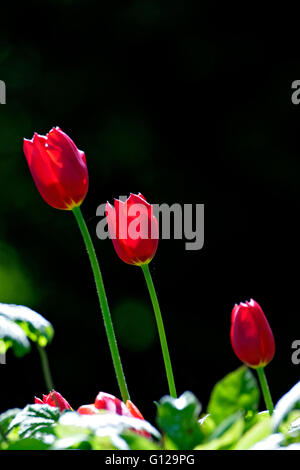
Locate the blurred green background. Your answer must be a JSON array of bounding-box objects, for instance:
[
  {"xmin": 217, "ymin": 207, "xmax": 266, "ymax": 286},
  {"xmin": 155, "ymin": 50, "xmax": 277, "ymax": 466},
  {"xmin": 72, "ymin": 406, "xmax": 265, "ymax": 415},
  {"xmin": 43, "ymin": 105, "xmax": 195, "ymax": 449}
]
[{"xmin": 1, "ymin": 2, "xmax": 300, "ymax": 420}]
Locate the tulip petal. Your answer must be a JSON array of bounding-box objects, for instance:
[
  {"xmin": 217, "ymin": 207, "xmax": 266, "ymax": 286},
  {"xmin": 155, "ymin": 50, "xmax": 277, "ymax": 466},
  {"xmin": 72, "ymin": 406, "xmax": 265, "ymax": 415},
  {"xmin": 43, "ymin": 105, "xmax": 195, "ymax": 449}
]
[
  {"xmin": 230, "ymin": 299, "xmax": 275, "ymax": 368},
  {"xmin": 106, "ymin": 194, "xmax": 159, "ymax": 265},
  {"xmin": 23, "ymin": 128, "xmax": 89, "ymax": 210}
]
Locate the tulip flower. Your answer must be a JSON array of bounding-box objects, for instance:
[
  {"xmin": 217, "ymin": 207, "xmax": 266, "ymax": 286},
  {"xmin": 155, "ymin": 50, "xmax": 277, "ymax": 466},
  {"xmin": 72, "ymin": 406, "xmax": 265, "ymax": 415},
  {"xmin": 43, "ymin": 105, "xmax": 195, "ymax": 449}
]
[
  {"xmin": 230, "ymin": 299, "xmax": 275, "ymax": 415},
  {"xmin": 105, "ymin": 193, "xmax": 159, "ymax": 266},
  {"xmin": 78, "ymin": 392, "xmax": 146, "ymax": 420},
  {"xmin": 24, "ymin": 127, "xmax": 129, "ymax": 404},
  {"xmin": 23, "ymin": 127, "xmax": 88, "ymax": 210},
  {"xmin": 35, "ymin": 390, "xmax": 72, "ymax": 412},
  {"xmin": 230, "ymin": 299, "xmax": 275, "ymax": 368},
  {"xmin": 94, "ymin": 392, "xmax": 132, "ymax": 416},
  {"xmin": 106, "ymin": 194, "xmax": 177, "ymax": 398},
  {"xmin": 77, "ymin": 392, "xmax": 150, "ymax": 437}
]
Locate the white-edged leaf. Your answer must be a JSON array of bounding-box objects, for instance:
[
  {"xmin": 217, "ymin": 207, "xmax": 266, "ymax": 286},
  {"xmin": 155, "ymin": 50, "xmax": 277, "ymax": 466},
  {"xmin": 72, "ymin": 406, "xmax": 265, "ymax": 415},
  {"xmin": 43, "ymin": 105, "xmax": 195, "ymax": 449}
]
[
  {"xmin": 57, "ymin": 411, "xmax": 160, "ymax": 440},
  {"xmin": 0, "ymin": 315, "xmax": 31, "ymax": 357},
  {"xmin": 0, "ymin": 408, "xmax": 21, "ymax": 439},
  {"xmin": 8, "ymin": 404, "xmax": 60, "ymax": 440},
  {"xmin": 196, "ymin": 412, "xmax": 244, "ymax": 450},
  {"xmin": 156, "ymin": 391, "xmax": 204, "ymax": 449},
  {"xmin": 233, "ymin": 414, "xmax": 271, "ymax": 450},
  {"xmin": 289, "ymin": 416, "xmax": 300, "ymax": 434},
  {"xmin": 272, "ymin": 381, "xmax": 300, "ymax": 431},
  {"xmin": 55, "ymin": 410, "xmax": 160, "ymax": 449},
  {"xmin": 250, "ymin": 433, "xmax": 284, "ymax": 450},
  {"xmin": 0, "ymin": 303, "xmax": 54, "ymax": 346}
]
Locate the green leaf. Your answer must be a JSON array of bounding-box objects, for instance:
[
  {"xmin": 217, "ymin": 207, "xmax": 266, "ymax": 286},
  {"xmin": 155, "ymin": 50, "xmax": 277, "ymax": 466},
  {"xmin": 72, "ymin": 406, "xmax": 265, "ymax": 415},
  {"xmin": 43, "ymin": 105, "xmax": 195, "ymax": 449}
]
[
  {"xmin": 233, "ymin": 413, "xmax": 271, "ymax": 450},
  {"xmin": 8, "ymin": 404, "xmax": 60, "ymax": 441},
  {"xmin": 250, "ymin": 433, "xmax": 284, "ymax": 450},
  {"xmin": 55, "ymin": 410, "xmax": 160, "ymax": 450},
  {"xmin": 0, "ymin": 303, "xmax": 54, "ymax": 347},
  {"xmin": 0, "ymin": 408, "xmax": 20, "ymax": 441},
  {"xmin": 209, "ymin": 412, "xmax": 243, "ymax": 440},
  {"xmin": 272, "ymin": 380, "xmax": 300, "ymax": 432},
  {"xmin": 121, "ymin": 432, "xmax": 161, "ymax": 450},
  {"xmin": 283, "ymin": 442, "xmax": 300, "ymax": 450},
  {"xmin": 54, "ymin": 434, "xmax": 120, "ymax": 450},
  {"xmin": 198, "ymin": 413, "xmax": 216, "ymax": 439},
  {"xmin": 195, "ymin": 413, "xmax": 244, "ymax": 450},
  {"xmin": 207, "ymin": 366, "xmax": 260, "ymax": 425},
  {"xmin": 156, "ymin": 391, "xmax": 204, "ymax": 450},
  {"xmin": 287, "ymin": 412, "xmax": 300, "ymax": 435},
  {"xmin": 51, "ymin": 434, "xmax": 94, "ymax": 450},
  {"xmin": 256, "ymin": 412, "xmax": 300, "ymax": 450},
  {"xmin": 278, "ymin": 410, "xmax": 300, "ymax": 435},
  {"xmin": 4, "ymin": 437, "xmax": 52, "ymax": 450},
  {"xmin": 253, "ymin": 409, "xmax": 300, "ymax": 450},
  {"xmin": 0, "ymin": 315, "xmax": 31, "ymax": 357}
]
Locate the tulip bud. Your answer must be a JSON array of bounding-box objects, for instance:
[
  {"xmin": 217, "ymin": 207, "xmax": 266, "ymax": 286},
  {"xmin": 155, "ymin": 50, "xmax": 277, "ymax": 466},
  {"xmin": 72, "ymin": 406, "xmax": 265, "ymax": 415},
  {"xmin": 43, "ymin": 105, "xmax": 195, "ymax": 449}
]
[
  {"xmin": 23, "ymin": 127, "xmax": 89, "ymax": 210},
  {"xmin": 106, "ymin": 193, "xmax": 158, "ymax": 266},
  {"xmin": 34, "ymin": 390, "xmax": 72, "ymax": 412},
  {"xmin": 230, "ymin": 299, "xmax": 275, "ymax": 368}
]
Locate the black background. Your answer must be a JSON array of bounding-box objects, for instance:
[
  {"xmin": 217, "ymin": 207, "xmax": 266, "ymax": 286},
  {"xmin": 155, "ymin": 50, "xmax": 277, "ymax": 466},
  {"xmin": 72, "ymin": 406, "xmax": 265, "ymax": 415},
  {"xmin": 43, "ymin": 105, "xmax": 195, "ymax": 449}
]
[{"xmin": 0, "ymin": 2, "xmax": 300, "ymax": 422}]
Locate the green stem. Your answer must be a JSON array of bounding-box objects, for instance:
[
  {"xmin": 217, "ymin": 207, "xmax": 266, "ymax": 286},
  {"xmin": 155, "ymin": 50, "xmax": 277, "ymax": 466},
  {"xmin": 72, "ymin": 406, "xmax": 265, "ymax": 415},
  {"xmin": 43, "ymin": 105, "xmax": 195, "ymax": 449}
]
[
  {"xmin": 257, "ymin": 367, "xmax": 274, "ymax": 416},
  {"xmin": 72, "ymin": 206, "xmax": 130, "ymax": 403},
  {"xmin": 37, "ymin": 345, "xmax": 54, "ymax": 392},
  {"xmin": 141, "ymin": 264, "xmax": 177, "ymax": 398}
]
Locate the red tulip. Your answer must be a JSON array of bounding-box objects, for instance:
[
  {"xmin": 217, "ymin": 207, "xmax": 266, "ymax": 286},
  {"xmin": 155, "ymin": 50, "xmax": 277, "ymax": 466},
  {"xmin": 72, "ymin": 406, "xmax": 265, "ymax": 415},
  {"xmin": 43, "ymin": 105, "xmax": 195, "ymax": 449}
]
[
  {"xmin": 77, "ymin": 392, "xmax": 145, "ymax": 419},
  {"xmin": 106, "ymin": 193, "xmax": 159, "ymax": 266},
  {"xmin": 230, "ymin": 299, "xmax": 275, "ymax": 368},
  {"xmin": 94, "ymin": 392, "xmax": 131, "ymax": 416},
  {"xmin": 23, "ymin": 127, "xmax": 88, "ymax": 210},
  {"xmin": 35, "ymin": 390, "xmax": 72, "ymax": 412},
  {"xmin": 77, "ymin": 391, "xmax": 150, "ymax": 437}
]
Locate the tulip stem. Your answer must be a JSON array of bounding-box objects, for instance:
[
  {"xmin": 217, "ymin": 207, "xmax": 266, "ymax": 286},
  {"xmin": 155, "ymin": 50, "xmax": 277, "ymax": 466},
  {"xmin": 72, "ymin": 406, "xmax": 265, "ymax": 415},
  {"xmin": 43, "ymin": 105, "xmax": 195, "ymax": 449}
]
[
  {"xmin": 72, "ymin": 206, "xmax": 130, "ymax": 403},
  {"xmin": 257, "ymin": 367, "xmax": 274, "ymax": 416},
  {"xmin": 141, "ymin": 264, "xmax": 177, "ymax": 398},
  {"xmin": 37, "ymin": 345, "xmax": 54, "ymax": 392}
]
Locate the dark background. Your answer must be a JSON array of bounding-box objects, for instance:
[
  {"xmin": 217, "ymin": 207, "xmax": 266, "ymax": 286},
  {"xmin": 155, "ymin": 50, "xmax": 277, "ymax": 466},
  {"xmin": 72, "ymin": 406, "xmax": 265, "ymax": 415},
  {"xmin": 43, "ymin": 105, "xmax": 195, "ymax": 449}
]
[{"xmin": 0, "ymin": 2, "xmax": 300, "ymax": 421}]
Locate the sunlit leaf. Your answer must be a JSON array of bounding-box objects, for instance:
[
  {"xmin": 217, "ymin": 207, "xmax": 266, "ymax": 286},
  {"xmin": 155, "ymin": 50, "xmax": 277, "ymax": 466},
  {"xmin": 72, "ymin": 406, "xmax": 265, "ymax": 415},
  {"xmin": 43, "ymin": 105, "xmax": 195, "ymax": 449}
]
[
  {"xmin": 8, "ymin": 404, "xmax": 60, "ymax": 441},
  {"xmin": 0, "ymin": 303, "xmax": 54, "ymax": 346},
  {"xmin": 195, "ymin": 413, "xmax": 244, "ymax": 450},
  {"xmin": 156, "ymin": 391, "xmax": 204, "ymax": 450},
  {"xmin": 3, "ymin": 437, "xmax": 52, "ymax": 450},
  {"xmin": 250, "ymin": 433, "xmax": 284, "ymax": 450},
  {"xmin": 288, "ymin": 413, "xmax": 300, "ymax": 435},
  {"xmin": 0, "ymin": 408, "xmax": 21, "ymax": 441},
  {"xmin": 272, "ymin": 380, "xmax": 300, "ymax": 432},
  {"xmin": 51, "ymin": 434, "xmax": 94, "ymax": 450},
  {"xmin": 207, "ymin": 366, "xmax": 260, "ymax": 425},
  {"xmin": 56, "ymin": 410, "xmax": 160, "ymax": 450},
  {"xmin": 234, "ymin": 414, "xmax": 271, "ymax": 450},
  {"xmin": 0, "ymin": 315, "xmax": 30, "ymax": 357},
  {"xmin": 121, "ymin": 431, "xmax": 161, "ymax": 450}
]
